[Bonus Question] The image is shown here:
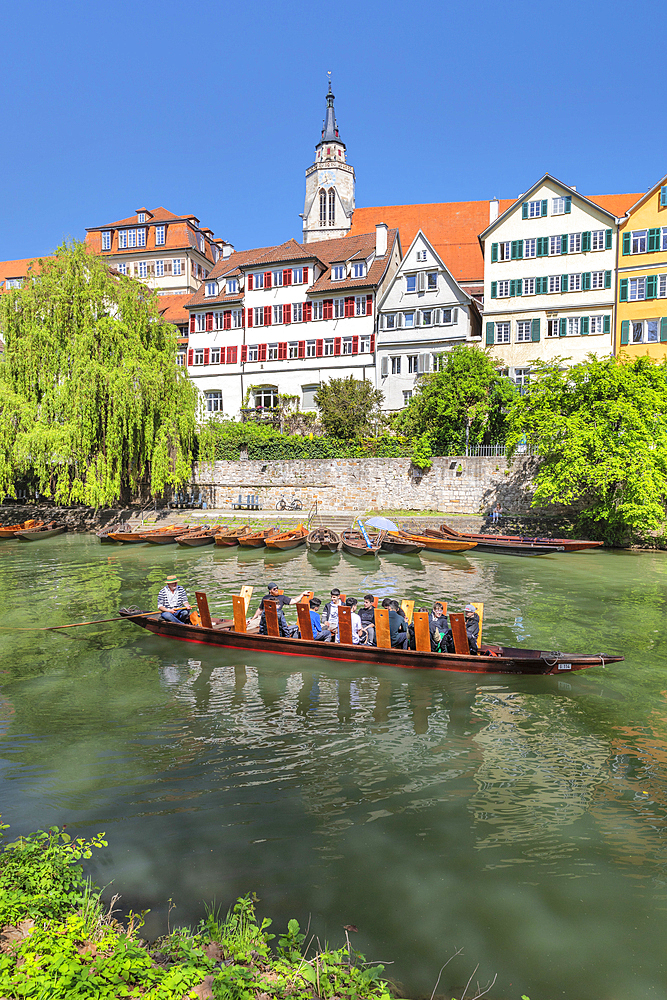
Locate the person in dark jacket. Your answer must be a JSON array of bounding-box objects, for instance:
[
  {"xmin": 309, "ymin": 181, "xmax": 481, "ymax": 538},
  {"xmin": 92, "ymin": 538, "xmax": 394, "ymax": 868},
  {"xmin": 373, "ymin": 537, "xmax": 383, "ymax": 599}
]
[
  {"xmin": 464, "ymin": 604, "xmax": 480, "ymax": 654},
  {"xmin": 321, "ymin": 589, "xmax": 342, "ymax": 623},
  {"xmin": 429, "ymin": 602, "xmax": 448, "ymax": 633},
  {"xmin": 250, "ymin": 583, "xmax": 309, "ymax": 637},
  {"xmin": 382, "ymin": 598, "xmax": 408, "ymax": 649},
  {"xmin": 408, "ymin": 608, "xmax": 440, "ymax": 651},
  {"xmin": 358, "ymin": 594, "xmax": 376, "ymax": 645}
]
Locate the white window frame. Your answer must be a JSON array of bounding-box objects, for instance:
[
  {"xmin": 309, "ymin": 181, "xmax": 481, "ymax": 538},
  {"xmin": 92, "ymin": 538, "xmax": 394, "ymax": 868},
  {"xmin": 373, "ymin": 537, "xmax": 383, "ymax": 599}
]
[
  {"xmin": 569, "ymin": 233, "xmax": 582, "ymax": 254},
  {"xmin": 497, "ymin": 280, "xmax": 510, "ymax": 298},
  {"xmin": 391, "ymin": 356, "xmax": 401, "ymax": 374},
  {"xmin": 253, "ymin": 306, "xmax": 264, "ymax": 326},
  {"xmin": 205, "ymin": 282, "xmax": 217, "ymax": 297},
  {"xmin": 342, "ymin": 336, "xmax": 354, "ymax": 355},
  {"xmin": 549, "ymin": 275, "xmax": 561, "ymax": 293},
  {"xmin": 552, "ymin": 196, "xmax": 567, "ymax": 215},
  {"xmin": 173, "ymin": 259, "xmax": 183, "ymax": 276},
  {"xmin": 194, "ymin": 348, "xmax": 205, "ymax": 365},
  {"xmin": 629, "ymin": 277, "xmax": 646, "ymax": 301},
  {"xmin": 155, "ymin": 260, "xmax": 164, "ymax": 277},
  {"xmin": 547, "ymin": 319, "xmax": 560, "ymax": 338},
  {"xmin": 568, "ymin": 317, "xmax": 580, "ymax": 337},
  {"xmin": 306, "ymin": 340, "xmax": 316, "ymax": 357},
  {"xmin": 137, "ymin": 261, "xmax": 147, "ymax": 279},
  {"xmin": 524, "ymin": 238, "xmax": 537, "ymax": 258},
  {"xmin": 527, "ymin": 200, "xmax": 543, "ymax": 218},
  {"xmin": 273, "ymin": 304, "xmax": 283, "ymax": 324},
  {"xmin": 155, "ymin": 225, "xmax": 165, "ymax": 246},
  {"xmin": 648, "ymin": 319, "xmax": 659, "ymax": 343},
  {"xmin": 332, "ymin": 265, "xmax": 344, "ymax": 280},
  {"xmin": 359, "ymin": 334, "xmax": 371, "ymax": 353},
  {"xmin": 407, "ymin": 355, "xmax": 418, "ymax": 373},
  {"xmin": 101, "ymin": 230, "xmax": 111, "ymax": 250},
  {"xmin": 293, "ymin": 267, "xmax": 304, "ymax": 284},
  {"xmin": 210, "ymin": 348, "xmax": 221, "ymax": 364},
  {"xmin": 334, "ymin": 297, "xmax": 345, "ymax": 318},
  {"xmin": 591, "ymin": 271, "xmax": 605, "ymax": 290},
  {"xmin": 549, "ymin": 235, "xmax": 562, "ymax": 255},
  {"xmin": 631, "ymin": 230, "xmax": 647, "ymax": 254},
  {"xmin": 247, "ymin": 345, "xmax": 259, "ymax": 362},
  {"xmin": 384, "ymin": 313, "xmax": 396, "ymax": 329},
  {"xmin": 323, "ymin": 338, "xmax": 334, "ymax": 356},
  {"xmin": 406, "ymin": 274, "xmax": 417, "ymax": 292},
  {"xmin": 292, "ymin": 302, "xmax": 303, "ymax": 322},
  {"xmin": 137, "ymin": 212, "xmax": 146, "ymax": 224},
  {"xmin": 632, "ymin": 321, "xmax": 644, "ymax": 343},
  {"xmin": 590, "ymin": 316, "xmax": 603, "ymax": 334},
  {"xmin": 355, "ymin": 295, "xmax": 367, "ymax": 316},
  {"xmin": 523, "ymin": 278, "xmax": 535, "ymax": 295},
  {"xmin": 427, "ymin": 271, "xmax": 438, "ymax": 289},
  {"xmin": 659, "ymin": 275, "xmax": 667, "ymax": 298},
  {"xmin": 591, "ymin": 230, "xmax": 605, "ymax": 251},
  {"xmin": 498, "ymin": 242, "xmax": 511, "ymax": 261},
  {"xmin": 267, "ymin": 343, "xmax": 279, "ymax": 361},
  {"xmin": 402, "ymin": 389, "xmax": 413, "ymax": 405},
  {"xmin": 352, "ymin": 262, "xmax": 366, "ymax": 278},
  {"xmin": 569, "ymin": 273, "xmax": 582, "ymax": 292},
  {"xmin": 516, "ymin": 320, "xmax": 532, "ymax": 343},
  {"xmin": 288, "ymin": 342, "xmax": 299, "ymax": 359},
  {"xmin": 495, "ymin": 322, "xmax": 510, "ymax": 344},
  {"xmin": 272, "ymin": 270, "xmax": 283, "ymax": 286},
  {"xmin": 231, "ymin": 309, "xmax": 243, "ymax": 328},
  {"xmin": 421, "ymin": 309, "xmax": 433, "ymax": 326},
  {"xmin": 403, "ymin": 312, "xmax": 415, "ymax": 328},
  {"xmin": 313, "ymin": 300, "xmax": 324, "ymax": 321},
  {"xmin": 254, "ymin": 272, "xmax": 264, "ymax": 289},
  {"xmin": 227, "ymin": 278, "xmax": 238, "ymax": 294},
  {"xmin": 205, "ymin": 390, "xmax": 223, "ymax": 412}
]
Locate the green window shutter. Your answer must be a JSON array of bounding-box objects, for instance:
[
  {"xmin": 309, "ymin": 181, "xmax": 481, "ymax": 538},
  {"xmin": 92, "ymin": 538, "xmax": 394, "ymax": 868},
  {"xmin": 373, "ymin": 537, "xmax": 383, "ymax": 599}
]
[
  {"xmin": 582, "ymin": 272, "xmax": 591, "ymax": 291},
  {"xmin": 491, "ymin": 281, "xmax": 497, "ymax": 298},
  {"xmin": 661, "ymin": 187, "xmax": 667, "ymax": 208},
  {"xmin": 559, "ymin": 318, "xmax": 567, "ymax": 337},
  {"xmin": 535, "ymin": 277, "xmax": 544, "ymax": 294},
  {"xmin": 516, "ymin": 278, "xmax": 523, "ymax": 296},
  {"xmin": 561, "ymin": 274, "xmax": 568, "ymax": 292},
  {"xmin": 621, "ymin": 320, "xmax": 630, "ymax": 345},
  {"xmin": 561, "ymin": 235, "xmax": 568, "ymax": 254},
  {"xmin": 619, "ymin": 278, "xmax": 628, "ymax": 301},
  {"xmin": 486, "ymin": 322, "xmax": 495, "ymax": 345},
  {"xmin": 541, "ymin": 199, "xmax": 548, "ymax": 217},
  {"xmin": 582, "ymin": 231, "xmax": 591, "ymax": 252},
  {"xmin": 565, "ymin": 196, "xmax": 572, "ymax": 214},
  {"xmin": 491, "ymin": 243, "xmax": 498, "ymax": 263},
  {"xmin": 622, "ymin": 232, "xmax": 631, "ymax": 255},
  {"xmin": 648, "ymin": 228, "xmax": 660, "ymax": 252},
  {"xmin": 603, "ymin": 315, "xmax": 611, "ymax": 334},
  {"xmin": 522, "ymin": 203, "xmax": 528, "ymax": 220},
  {"xmin": 509, "ymin": 280, "xmax": 516, "ymax": 297},
  {"xmin": 531, "ymin": 318, "xmax": 540, "ymax": 342},
  {"xmin": 536, "ymin": 237, "xmax": 547, "ymax": 257},
  {"xmin": 517, "ymin": 239, "xmax": 523, "ymax": 260},
  {"xmin": 605, "ymin": 229, "xmax": 612, "ymax": 250},
  {"xmin": 580, "ymin": 316, "xmax": 589, "ymax": 335},
  {"xmin": 661, "ymin": 317, "xmax": 667, "ymax": 342},
  {"xmin": 604, "ymin": 270, "xmax": 611, "ymax": 289},
  {"xmin": 647, "ymin": 274, "xmax": 657, "ymax": 299}
]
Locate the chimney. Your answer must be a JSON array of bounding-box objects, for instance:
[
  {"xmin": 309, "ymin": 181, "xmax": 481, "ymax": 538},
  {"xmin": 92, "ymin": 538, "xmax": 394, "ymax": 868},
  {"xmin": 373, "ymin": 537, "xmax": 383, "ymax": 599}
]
[
  {"xmin": 222, "ymin": 243, "xmax": 234, "ymax": 259},
  {"xmin": 489, "ymin": 198, "xmax": 499, "ymax": 223},
  {"xmin": 375, "ymin": 223, "xmax": 388, "ymax": 257}
]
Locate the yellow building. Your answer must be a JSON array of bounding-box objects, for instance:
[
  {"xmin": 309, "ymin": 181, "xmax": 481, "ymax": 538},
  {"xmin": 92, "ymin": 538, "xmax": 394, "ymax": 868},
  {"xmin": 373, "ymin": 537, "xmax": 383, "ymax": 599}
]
[{"xmin": 616, "ymin": 175, "xmax": 667, "ymax": 358}]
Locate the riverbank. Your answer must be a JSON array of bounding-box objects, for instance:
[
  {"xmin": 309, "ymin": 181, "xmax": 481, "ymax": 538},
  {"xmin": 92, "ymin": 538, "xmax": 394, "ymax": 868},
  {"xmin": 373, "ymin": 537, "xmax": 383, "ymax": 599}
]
[{"xmin": 0, "ymin": 819, "xmax": 398, "ymax": 1000}]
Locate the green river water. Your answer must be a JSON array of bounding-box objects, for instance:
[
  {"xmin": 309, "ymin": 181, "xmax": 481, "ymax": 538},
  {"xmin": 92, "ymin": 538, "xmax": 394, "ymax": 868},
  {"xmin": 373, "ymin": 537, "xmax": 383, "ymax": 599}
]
[{"xmin": 1, "ymin": 533, "xmax": 666, "ymax": 998}]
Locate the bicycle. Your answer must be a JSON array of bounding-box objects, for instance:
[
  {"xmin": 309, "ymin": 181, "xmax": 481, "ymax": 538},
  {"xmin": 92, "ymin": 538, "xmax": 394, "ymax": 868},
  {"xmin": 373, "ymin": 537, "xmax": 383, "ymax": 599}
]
[{"xmin": 275, "ymin": 495, "xmax": 303, "ymax": 511}]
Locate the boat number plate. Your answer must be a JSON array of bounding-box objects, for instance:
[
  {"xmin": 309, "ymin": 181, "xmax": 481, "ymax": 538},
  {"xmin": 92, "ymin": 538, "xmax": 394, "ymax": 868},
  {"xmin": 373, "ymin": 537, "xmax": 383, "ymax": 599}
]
[{"xmin": 558, "ymin": 662, "xmax": 572, "ymax": 671}]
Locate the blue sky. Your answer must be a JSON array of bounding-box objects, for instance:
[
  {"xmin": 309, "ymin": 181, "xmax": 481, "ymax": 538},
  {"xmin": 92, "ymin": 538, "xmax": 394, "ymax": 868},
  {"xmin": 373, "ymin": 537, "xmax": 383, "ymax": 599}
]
[{"xmin": 0, "ymin": 0, "xmax": 664, "ymax": 261}]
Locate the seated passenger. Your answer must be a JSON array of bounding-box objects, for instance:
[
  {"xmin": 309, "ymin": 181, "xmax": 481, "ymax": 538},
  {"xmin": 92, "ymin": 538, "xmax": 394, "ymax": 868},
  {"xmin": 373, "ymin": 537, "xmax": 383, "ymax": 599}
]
[
  {"xmin": 358, "ymin": 594, "xmax": 376, "ymax": 646},
  {"xmin": 321, "ymin": 589, "xmax": 342, "ymax": 623},
  {"xmin": 250, "ymin": 582, "xmax": 309, "ymax": 637},
  {"xmin": 464, "ymin": 604, "xmax": 480, "ymax": 655},
  {"xmin": 383, "ymin": 598, "xmax": 408, "ymax": 650},
  {"xmin": 335, "ymin": 597, "xmax": 364, "ymax": 644},
  {"xmin": 308, "ymin": 597, "xmax": 332, "ymax": 641},
  {"xmin": 408, "ymin": 608, "xmax": 440, "ymax": 651},
  {"xmin": 429, "ymin": 602, "xmax": 448, "ymax": 633}
]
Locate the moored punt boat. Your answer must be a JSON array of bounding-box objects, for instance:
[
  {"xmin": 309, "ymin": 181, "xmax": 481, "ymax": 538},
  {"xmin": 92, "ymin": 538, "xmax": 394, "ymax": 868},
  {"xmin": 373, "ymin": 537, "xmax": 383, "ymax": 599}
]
[
  {"xmin": 400, "ymin": 529, "xmax": 477, "ymax": 553},
  {"xmin": 144, "ymin": 527, "xmax": 198, "ymax": 544},
  {"xmin": 340, "ymin": 528, "xmax": 384, "ymax": 557},
  {"xmin": 106, "ymin": 524, "xmax": 187, "ymax": 544},
  {"xmin": 175, "ymin": 528, "xmax": 222, "ymax": 547},
  {"xmin": 119, "ymin": 608, "xmax": 624, "ymax": 676},
  {"xmin": 438, "ymin": 522, "xmax": 603, "ymax": 552},
  {"xmin": 214, "ymin": 525, "xmax": 253, "ymax": 547},
  {"xmin": 307, "ymin": 526, "xmax": 341, "ymax": 552},
  {"xmin": 97, "ymin": 522, "xmax": 132, "ymax": 543},
  {"xmin": 264, "ymin": 525, "xmax": 308, "ymax": 550},
  {"xmin": 380, "ymin": 531, "xmax": 425, "ymax": 555},
  {"xmin": 0, "ymin": 519, "xmax": 43, "ymax": 539},
  {"xmin": 237, "ymin": 527, "xmax": 280, "ymax": 548},
  {"xmin": 15, "ymin": 522, "xmax": 66, "ymax": 541}
]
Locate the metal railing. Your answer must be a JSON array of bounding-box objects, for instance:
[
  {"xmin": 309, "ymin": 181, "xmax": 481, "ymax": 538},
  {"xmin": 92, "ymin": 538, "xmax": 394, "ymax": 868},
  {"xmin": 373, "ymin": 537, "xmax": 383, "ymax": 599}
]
[{"xmin": 464, "ymin": 444, "xmax": 538, "ymax": 457}]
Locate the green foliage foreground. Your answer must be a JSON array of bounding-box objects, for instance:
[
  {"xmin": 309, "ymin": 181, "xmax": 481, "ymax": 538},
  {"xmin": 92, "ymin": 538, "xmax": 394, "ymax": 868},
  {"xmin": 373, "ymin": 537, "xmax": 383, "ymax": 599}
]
[
  {"xmin": 0, "ymin": 242, "xmax": 198, "ymax": 505},
  {"xmin": 0, "ymin": 818, "xmax": 394, "ymax": 1000}
]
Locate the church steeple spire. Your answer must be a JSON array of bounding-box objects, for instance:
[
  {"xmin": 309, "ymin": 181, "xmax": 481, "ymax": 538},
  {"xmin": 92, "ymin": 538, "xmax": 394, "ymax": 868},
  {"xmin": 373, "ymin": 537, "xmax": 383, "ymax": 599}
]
[
  {"xmin": 301, "ymin": 75, "xmax": 355, "ymax": 244},
  {"xmin": 322, "ymin": 77, "xmax": 339, "ymax": 141}
]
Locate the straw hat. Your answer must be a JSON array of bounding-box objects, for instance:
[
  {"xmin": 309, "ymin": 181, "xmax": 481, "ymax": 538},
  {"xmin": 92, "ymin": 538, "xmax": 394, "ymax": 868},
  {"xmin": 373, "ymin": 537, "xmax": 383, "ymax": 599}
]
[{"xmin": 166, "ymin": 575, "xmax": 179, "ymax": 585}]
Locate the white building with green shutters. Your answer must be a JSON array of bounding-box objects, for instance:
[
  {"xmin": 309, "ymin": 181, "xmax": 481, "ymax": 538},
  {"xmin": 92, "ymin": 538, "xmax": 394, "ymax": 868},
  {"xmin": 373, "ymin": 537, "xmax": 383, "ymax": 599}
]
[{"xmin": 478, "ymin": 174, "xmax": 622, "ymax": 386}]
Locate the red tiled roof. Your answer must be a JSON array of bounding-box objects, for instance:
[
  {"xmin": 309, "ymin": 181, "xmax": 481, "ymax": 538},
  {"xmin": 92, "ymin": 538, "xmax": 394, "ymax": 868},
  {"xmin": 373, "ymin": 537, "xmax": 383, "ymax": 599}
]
[
  {"xmin": 87, "ymin": 207, "xmax": 192, "ymax": 230},
  {"xmin": 308, "ymin": 230, "xmax": 399, "ymax": 293},
  {"xmin": 587, "ymin": 193, "xmax": 643, "ymax": 216},
  {"xmin": 156, "ymin": 294, "xmax": 192, "ymax": 326},
  {"xmin": 186, "ymin": 246, "xmax": 279, "ymax": 308},
  {"xmin": 0, "ymin": 256, "xmax": 45, "ymax": 291},
  {"xmin": 85, "ymin": 207, "xmax": 221, "ymax": 265}
]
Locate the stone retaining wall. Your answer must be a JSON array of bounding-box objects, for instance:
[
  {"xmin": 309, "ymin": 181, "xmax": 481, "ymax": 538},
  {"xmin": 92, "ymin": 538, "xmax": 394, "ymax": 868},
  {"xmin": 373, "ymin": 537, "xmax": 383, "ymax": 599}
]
[{"xmin": 193, "ymin": 455, "xmax": 540, "ymax": 515}]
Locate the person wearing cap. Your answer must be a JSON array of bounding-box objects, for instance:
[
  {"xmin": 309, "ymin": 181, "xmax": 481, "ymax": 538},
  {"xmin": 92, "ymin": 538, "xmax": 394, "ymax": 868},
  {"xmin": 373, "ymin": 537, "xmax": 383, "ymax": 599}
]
[
  {"xmin": 464, "ymin": 604, "xmax": 480, "ymax": 654},
  {"xmin": 249, "ymin": 582, "xmax": 310, "ymax": 637},
  {"xmin": 158, "ymin": 576, "xmax": 191, "ymax": 624}
]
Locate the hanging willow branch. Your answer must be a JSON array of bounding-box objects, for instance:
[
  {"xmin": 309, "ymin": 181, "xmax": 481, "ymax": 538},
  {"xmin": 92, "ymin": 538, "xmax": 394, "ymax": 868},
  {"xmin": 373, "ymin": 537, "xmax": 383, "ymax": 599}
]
[{"xmin": 0, "ymin": 240, "xmax": 198, "ymax": 505}]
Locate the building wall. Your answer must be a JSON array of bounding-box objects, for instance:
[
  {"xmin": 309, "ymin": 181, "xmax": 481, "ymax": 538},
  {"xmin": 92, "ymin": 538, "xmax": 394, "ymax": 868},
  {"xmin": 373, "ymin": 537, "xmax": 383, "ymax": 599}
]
[
  {"xmin": 616, "ymin": 181, "xmax": 667, "ymax": 358},
  {"xmin": 483, "ymin": 179, "xmax": 618, "ymax": 378},
  {"xmin": 193, "ymin": 455, "xmax": 538, "ymax": 514}
]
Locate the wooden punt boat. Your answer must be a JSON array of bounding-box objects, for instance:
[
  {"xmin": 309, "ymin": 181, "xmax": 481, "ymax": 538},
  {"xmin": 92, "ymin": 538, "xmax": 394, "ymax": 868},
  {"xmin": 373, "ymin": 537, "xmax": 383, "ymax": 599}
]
[
  {"xmin": 399, "ymin": 530, "xmax": 477, "ymax": 553},
  {"xmin": 106, "ymin": 524, "xmax": 186, "ymax": 544},
  {"xmin": 237, "ymin": 527, "xmax": 280, "ymax": 548},
  {"xmin": 307, "ymin": 526, "xmax": 341, "ymax": 552},
  {"xmin": 380, "ymin": 531, "xmax": 425, "ymax": 555},
  {"xmin": 437, "ymin": 522, "xmax": 603, "ymax": 552},
  {"xmin": 119, "ymin": 607, "xmax": 624, "ymax": 676},
  {"xmin": 175, "ymin": 528, "xmax": 223, "ymax": 547},
  {"xmin": 341, "ymin": 528, "xmax": 384, "ymax": 557},
  {"xmin": 98, "ymin": 522, "xmax": 132, "ymax": 543},
  {"xmin": 429, "ymin": 525, "xmax": 564, "ymax": 555},
  {"xmin": 264, "ymin": 525, "xmax": 308, "ymax": 550},
  {"xmin": 214, "ymin": 525, "xmax": 253, "ymax": 547},
  {"xmin": 0, "ymin": 519, "xmax": 43, "ymax": 539},
  {"xmin": 15, "ymin": 522, "xmax": 66, "ymax": 541},
  {"xmin": 144, "ymin": 527, "xmax": 198, "ymax": 544}
]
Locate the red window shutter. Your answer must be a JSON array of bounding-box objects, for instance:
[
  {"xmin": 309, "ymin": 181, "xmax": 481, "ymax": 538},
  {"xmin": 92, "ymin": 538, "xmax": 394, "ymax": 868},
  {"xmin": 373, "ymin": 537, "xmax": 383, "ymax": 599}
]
[
  {"xmin": 203, "ymin": 348, "xmax": 210, "ymax": 365},
  {"xmin": 229, "ymin": 346, "xmax": 237, "ymax": 364},
  {"xmin": 334, "ymin": 337, "xmax": 341, "ymax": 356},
  {"xmin": 298, "ymin": 340, "xmax": 305, "ymax": 358},
  {"xmin": 352, "ymin": 335, "xmax": 359, "ymax": 354},
  {"xmin": 264, "ymin": 305, "xmax": 272, "ymax": 326},
  {"xmin": 323, "ymin": 299, "xmax": 333, "ymax": 320},
  {"xmin": 264, "ymin": 271, "xmax": 272, "ymax": 289},
  {"xmin": 241, "ymin": 345, "xmax": 248, "ymax": 362},
  {"xmin": 370, "ymin": 334, "xmax": 375, "ymax": 353},
  {"xmin": 283, "ymin": 268, "xmax": 292, "ymax": 286},
  {"xmin": 247, "ymin": 274, "xmax": 253, "ymax": 290},
  {"xmin": 259, "ymin": 343, "xmax": 267, "ymax": 362},
  {"xmin": 366, "ymin": 294, "xmax": 373, "ymax": 316},
  {"xmin": 303, "ymin": 266, "xmax": 308, "ymax": 283},
  {"xmin": 189, "ymin": 314, "xmax": 195, "ymax": 333},
  {"xmin": 205, "ymin": 312, "xmax": 213, "ymax": 331},
  {"xmin": 278, "ymin": 342, "xmax": 287, "ymax": 360},
  {"xmin": 187, "ymin": 348, "xmax": 194, "ymax": 366},
  {"xmin": 223, "ymin": 311, "xmax": 231, "ymax": 330},
  {"xmin": 345, "ymin": 296, "xmax": 354, "ymax": 318},
  {"xmin": 284, "ymin": 303, "xmax": 291, "ymax": 324},
  {"xmin": 304, "ymin": 301, "xmax": 312, "ymax": 322},
  {"xmin": 316, "ymin": 339, "xmax": 323, "ymax": 357},
  {"xmin": 247, "ymin": 309, "xmax": 253, "ymax": 327}
]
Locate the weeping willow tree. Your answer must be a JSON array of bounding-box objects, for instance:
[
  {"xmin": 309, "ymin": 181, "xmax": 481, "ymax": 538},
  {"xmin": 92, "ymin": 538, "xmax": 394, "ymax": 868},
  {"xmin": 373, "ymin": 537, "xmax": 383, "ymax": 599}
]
[{"xmin": 0, "ymin": 241, "xmax": 198, "ymax": 505}]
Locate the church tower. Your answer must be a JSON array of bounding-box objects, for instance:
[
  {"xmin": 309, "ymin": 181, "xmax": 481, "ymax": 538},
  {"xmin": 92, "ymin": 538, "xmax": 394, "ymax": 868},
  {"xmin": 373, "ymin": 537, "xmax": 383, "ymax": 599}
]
[{"xmin": 301, "ymin": 79, "xmax": 355, "ymax": 243}]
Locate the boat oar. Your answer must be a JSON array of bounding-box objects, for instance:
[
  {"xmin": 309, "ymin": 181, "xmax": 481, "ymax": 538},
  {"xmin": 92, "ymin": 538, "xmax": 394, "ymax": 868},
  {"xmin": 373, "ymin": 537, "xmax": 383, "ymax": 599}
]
[{"xmin": 0, "ymin": 601, "xmax": 244, "ymax": 632}]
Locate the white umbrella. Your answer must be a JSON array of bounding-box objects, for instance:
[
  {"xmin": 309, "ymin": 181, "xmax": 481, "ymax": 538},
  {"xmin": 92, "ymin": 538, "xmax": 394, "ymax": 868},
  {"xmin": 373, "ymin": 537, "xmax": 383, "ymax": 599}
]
[{"xmin": 365, "ymin": 515, "xmax": 398, "ymax": 531}]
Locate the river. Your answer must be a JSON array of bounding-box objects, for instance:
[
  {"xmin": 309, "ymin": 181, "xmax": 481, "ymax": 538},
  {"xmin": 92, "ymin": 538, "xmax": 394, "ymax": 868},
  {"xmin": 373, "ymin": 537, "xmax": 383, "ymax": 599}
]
[{"xmin": 0, "ymin": 532, "xmax": 666, "ymax": 999}]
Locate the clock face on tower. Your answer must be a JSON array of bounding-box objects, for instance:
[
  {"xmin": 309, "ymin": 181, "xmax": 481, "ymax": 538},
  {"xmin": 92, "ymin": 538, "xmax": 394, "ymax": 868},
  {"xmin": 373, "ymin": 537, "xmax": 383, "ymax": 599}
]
[{"xmin": 318, "ymin": 170, "xmax": 336, "ymax": 186}]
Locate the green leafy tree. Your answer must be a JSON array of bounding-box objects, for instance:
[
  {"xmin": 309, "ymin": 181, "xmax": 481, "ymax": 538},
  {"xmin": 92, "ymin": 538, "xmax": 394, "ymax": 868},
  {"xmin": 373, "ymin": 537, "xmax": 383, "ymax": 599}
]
[
  {"xmin": 0, "ymin": 241, "xmax": 197, "ymax": 505},
  {"xmin": 397, "ymin": 344, "xmax": 516, "ymax": 454},
  {"xmin": 314, "ymin": 377, "xmax": 384, "ymax": 440},
  {"xmin": 506, "ymin": 354, "xmax": 667, "ymax": 542}
]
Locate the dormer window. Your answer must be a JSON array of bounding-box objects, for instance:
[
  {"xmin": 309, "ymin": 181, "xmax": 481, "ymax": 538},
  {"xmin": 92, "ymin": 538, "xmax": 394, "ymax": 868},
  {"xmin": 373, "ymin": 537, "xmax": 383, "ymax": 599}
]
[
  {"xmin": 138, "ymin": 212, "xmax": 146, "ymax": 224},
  {"xmin": 155, "ymin": 225, "xmax": 166, "ymax": 246},
  {"xmin": 352, "ymin": 262, "xmax": 366, "ymax": 278},
  {"xmin": 205, "ymin": 282, "xmax": 217, "ymax": 297},
  {"xmin": 212, "ymin": 247, "xmax": 219, "ymax": 262},
  {"xmin": 332, "ymin": 265, "xmax": 344, "ymax": 281},
  {"xmin": 198, "ymin": 235, "xmax": 205, "ymax": 253},
  {"xmin": 227, "ymin": 278, "xmax": 238, "ymax": 294},
  {"xmin": 101, "ymin": 231, "xmax": 111, "ymax": 251}
]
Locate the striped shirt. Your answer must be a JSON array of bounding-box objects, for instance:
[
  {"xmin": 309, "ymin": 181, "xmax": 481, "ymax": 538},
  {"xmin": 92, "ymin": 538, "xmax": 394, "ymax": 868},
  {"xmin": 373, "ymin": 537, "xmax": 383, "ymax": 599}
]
[{"xmin": 158, "ymin": 585, "xmax": 188, "ymax": 609}]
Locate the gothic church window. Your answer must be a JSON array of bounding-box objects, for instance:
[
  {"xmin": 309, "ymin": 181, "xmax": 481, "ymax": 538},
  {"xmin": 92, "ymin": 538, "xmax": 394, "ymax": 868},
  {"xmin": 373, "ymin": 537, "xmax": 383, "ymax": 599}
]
[
  {"xmin": 320, "ymin": 190, "xmax": 327, "ymax": 226},
  {"xmin": 328, "ymin": 189, "xmax": 335, "ymax": 226}
]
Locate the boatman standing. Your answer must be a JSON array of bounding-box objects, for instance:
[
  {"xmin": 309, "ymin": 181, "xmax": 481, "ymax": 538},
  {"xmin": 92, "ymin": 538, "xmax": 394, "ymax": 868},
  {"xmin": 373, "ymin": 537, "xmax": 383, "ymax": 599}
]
[{"xmin": 157, "ymin": 575, "xmax": 191, "ymax": 624}]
